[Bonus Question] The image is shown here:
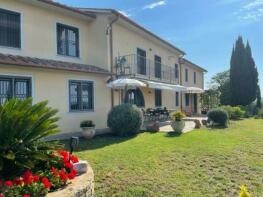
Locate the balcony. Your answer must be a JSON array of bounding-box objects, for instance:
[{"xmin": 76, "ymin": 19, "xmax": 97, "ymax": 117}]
[{"xmin": 114, "ymin": 54, "xmax": 179, "ymax": 85}]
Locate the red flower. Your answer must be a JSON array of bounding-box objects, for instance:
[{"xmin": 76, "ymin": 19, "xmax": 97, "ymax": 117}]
[
  {"xmin": 51, "ymin": 167, "xmax": 59, "ymax": 177},
  {"xmin": 58, "ymin": 150, "xmax": 70, "ymax": 162},
  {"xmin": 14, "ymin": 178, "xmax": 23, "ymax": 186},
  {"xmin": 41, "ymin": 177, "xmax": 51, "ymax": 190},
  {"xmin": 5, "ymin": 180, "xmax": 13, "ymax": 187},
  {"xmin": 59, "ymin": 169, "xmax": 68, "ymax": 182},
  {"xmin": 23, "ymin": 170, "xmax": 34, "ymax": 185},
  {"xmin": 64, "ymin": 162, "xmax": 73, "ymax": 169},
  {"xmin": 67, "ymin": 169, "xmax": 77, "ymax": 180},
  {"xmin": 0, "ymin": 193, "xmax": 4, "ymax": 197},
  {"xmin": 23, "ymin": 195, "xmax": 30, "ymax": 197},
  {"xmin": 33, "ymin": 175, "xmax": 39, "ymax": 182},
  {"xmin": 70, "ymin": 155, "xmax": 79, "ymax": 163}
]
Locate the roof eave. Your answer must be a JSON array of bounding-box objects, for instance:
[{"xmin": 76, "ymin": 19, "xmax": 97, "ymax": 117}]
[
  {"xmin": 79, "ymin": 8, "xmax": 186, "ymax": 55},
  {"xmin": 37, "ymin": 0, "xmax": 96, "ymax": 19},
  {"xmin": 183, "ymin": 58, "xmax": 207, "ymax": 73}
]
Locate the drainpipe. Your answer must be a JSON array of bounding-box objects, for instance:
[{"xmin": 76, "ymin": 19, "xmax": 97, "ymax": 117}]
[
  {"xmin": 179, "ymin": 56, "xmax": 184, "ymax": 111},
  {"xmin": 106, "ymin": 12, "xmax": 119, "ymax": 108}
]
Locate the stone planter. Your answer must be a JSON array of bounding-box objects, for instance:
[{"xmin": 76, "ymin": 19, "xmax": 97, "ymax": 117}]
[
  {"xmin": 47, "ymin": 163, "xmax": 94, "ymax": 197},
  {"xmin": 171, "ymin": 120, "xmax": 185, "ymax": 133},
  {"xmin": 81, "ymin": 127, "xmax": 95, "ymax": 139}
]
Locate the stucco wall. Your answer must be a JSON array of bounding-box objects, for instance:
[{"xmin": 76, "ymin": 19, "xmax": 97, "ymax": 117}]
[
  {"xmin": 112, "ymin": 22, "xmax": 181, "ymax": 84},
  {"xmin": 181, "ymin": 63, "xmax": 204, "ymax": 89},
  {"xmin": 0, "ymin": 65, "xmax": 111, "ymax": 133},
  {"xmin": 0, "ymin": 0, "xmax": 109, "ymax": 70}
]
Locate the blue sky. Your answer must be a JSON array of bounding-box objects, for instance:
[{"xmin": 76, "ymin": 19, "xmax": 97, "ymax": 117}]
[{"xmin": 57, "ymin": 0, "xmax": 263, "ymax": 89}]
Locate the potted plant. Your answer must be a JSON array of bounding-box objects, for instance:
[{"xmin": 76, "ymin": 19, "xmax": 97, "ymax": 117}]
[
  {"xmin": 170, "ymin": 111, "xmax": 186, "ymax": 133},
  {"xmin": 80, "ymin": 120, "xmax": 96, "ymax": 139}
]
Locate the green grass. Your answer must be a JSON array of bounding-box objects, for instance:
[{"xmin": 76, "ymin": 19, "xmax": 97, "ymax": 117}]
[{"xmin": 63, "ymin": 119, "xmax": 263, "ymax": 197}]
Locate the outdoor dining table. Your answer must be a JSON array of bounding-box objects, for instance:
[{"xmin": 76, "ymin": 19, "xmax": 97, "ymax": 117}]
[{"xmin": 142, "ymin": 108, "xmax": 170, "ymax": 122}]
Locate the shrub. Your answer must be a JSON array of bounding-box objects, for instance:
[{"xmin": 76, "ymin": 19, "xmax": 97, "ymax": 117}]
[
  {"xmin": 254, "ymin": 109, "xmax": 263, "ymax": 119},
  {"xmin": 107, "ymin": 104, "xmax": 143, "ymax": 136},
  {"xmin": 244, "ymin": 102, "xmax": 258, "ymax": 116},
  {"xmin": 80, "ymin": 120, "xmax": 95, "ymax": 128},
  {"xmin": 207, "ymin": 108, "xmax": 228, "ymax": 127},
  {"xmin": 220, "ymin": 105, "xmax": 245, "ymax": 120},
  {"xmin": 171, "ymin": 111, "xmax": 186, "ymax": 121},
  {"xmin": 0, "ymin": 98, "xmax": 60, "ymax": 179}
]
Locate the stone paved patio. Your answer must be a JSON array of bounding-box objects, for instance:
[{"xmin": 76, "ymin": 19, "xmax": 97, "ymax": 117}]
[{"xmin": 159, "ymin": 117, "xmax": 207, "ymax": 133}]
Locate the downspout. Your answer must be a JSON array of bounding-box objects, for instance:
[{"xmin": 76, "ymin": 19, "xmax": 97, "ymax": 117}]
[
  {"xmin": 179, "ymin": 56, "xmax": 184, "ymax": 111},
  {"xmin": 106, "ymin": 12, "xmax": 119, "ymax": 108}
]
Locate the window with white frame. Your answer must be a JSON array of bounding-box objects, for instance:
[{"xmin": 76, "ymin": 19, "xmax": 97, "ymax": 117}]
[
  {"xmin": 69, "ymin": 80, "xmax": 94, "ymax": 111},
  {"xmin": 0, "ymin": 8, "xmax": 21, "ymax": 48},
  {"xmin": 57, "ymin": 23, "xmax": 79, "ymax": 57},
  {"xmin": 0, "ymin": 76, "xmax": 31, "ymax": 104},
  {"xmin": 175, "ymin": 92, "xmax": 179, "ymax": 107},
  {"xmin": 194, "ymin": 72, "xmax": 197, "ymax": 84},
  {"xmin": 185, "ymin": 68, "xmax": 188, "ymax": 82},
  {"xmin": 155, "ymin": 89, "xmax": 162, "ymax": 107}
]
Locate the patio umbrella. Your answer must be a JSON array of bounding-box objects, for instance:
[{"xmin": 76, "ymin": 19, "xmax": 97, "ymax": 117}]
[
  {"xmin": 185, "ymin": 87, "xmax": 205, "ymax": 94},
  {"xmin": 107, "ymin": 78, "xmax": 147, "ymax": 89},
  {"xmin": 107, "ymin": 78, "xmax": 146, "ymax": 104}
]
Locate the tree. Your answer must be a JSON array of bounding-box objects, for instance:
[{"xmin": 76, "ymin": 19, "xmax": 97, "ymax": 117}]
[
  {"xmin": 210, "ymin": 70, "xmax": 231, "ymax": 105},
  {"xmin": 230, "ymin": 36, "xmax": 259, "ymax": 106},
  {"xmin": 256, "ymin": 85, "xmax": 262, "ymax": 108}
]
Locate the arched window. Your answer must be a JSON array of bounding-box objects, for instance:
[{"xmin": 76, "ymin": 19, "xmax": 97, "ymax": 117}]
[{"xmin": 124, "ymin": 88, "xmax": 145, "ymax": 107}]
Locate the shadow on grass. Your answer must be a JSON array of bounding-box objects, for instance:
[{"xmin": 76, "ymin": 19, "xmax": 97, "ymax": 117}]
[
  {"xmin": 60, "ymin": 133, "xmax": 137, "ymax": 152},
  {"xmin": 165, "ymin": 132, "xmax": 182, "ymax": 137},
  {"xmin": 206, "ymin": 125, "xmax": 228, "ymax": 130}
]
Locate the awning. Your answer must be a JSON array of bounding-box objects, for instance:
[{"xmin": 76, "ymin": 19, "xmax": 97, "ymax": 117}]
[
  {"xmin": 184, "ymin": 87, "xmax": 205, "ymax": 94},
  {"xmin": 107, "ymin": 78, "xmax": 147, "ymax": 89},
  {"xmin": 145, "ymin": 81, "xmax": 187, "ymax": 92}
]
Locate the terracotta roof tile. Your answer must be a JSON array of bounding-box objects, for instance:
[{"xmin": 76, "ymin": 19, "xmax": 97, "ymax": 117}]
[{"xmin": 0, "ymin": 53, "xmax": 111, "ymax": 75}]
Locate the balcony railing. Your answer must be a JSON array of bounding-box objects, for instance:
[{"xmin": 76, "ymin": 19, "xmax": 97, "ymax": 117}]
[{"xmin": 114, "ymin": 54, "xmax": 179, "ymax": 84}]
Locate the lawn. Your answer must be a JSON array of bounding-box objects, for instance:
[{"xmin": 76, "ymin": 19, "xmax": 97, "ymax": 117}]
[{"xmin": 63, "ymin": 119, "xmax": 263, "ymax": 197}]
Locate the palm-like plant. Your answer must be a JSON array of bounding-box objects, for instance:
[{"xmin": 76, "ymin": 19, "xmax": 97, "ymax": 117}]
[{"xmin": 0, "ymin": 98, "xmax": 60, "ymax": 178}]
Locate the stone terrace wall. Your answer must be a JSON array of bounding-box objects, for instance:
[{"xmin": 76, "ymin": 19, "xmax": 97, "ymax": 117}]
[{"xmin": 47, "ymin": 164, "xmax": 94, "ymax": 197}]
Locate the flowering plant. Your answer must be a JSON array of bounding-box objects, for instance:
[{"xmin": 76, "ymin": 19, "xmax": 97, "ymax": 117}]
[{"xmin": 0, "ymin": 150, "xmax": 79, "ymax": 197}]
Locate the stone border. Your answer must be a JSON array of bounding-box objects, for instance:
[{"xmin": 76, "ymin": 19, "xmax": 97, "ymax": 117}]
[{"xmin": 47, "ymin": 164, "xmax": 94, "ymax": 197}]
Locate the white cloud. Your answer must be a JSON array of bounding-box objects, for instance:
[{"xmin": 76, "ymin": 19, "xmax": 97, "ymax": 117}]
[
  {"xmin": 236, "ymin": 0, "xmax": 263, "ymax": 21},
  {"xmin": 118, "ymin": 10, "xmax": 132, "ymax": 17},
  {"xmin": 143, "ymin": 0, "xmax": 167, "ymax": 10},
  {"xmin": 243, "ymin": 0, "xmax": 263, "ymax": 10}
]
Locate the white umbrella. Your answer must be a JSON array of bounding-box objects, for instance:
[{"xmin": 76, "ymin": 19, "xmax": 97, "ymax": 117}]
[
  {"xmin": 107, "ymin": 78, "xmax": 146, "ymax": 89},
  {"xmin": 185, "ymin": 87, "xmax": 205, "ymax": 94}
]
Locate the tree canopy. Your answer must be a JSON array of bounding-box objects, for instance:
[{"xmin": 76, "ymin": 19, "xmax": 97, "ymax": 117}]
[{"xmin": 230, "ymin": 36, "xmax": 259, "ymax": 106}]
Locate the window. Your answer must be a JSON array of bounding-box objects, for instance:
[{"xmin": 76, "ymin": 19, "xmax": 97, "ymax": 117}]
[
  {"xmin": 0, "ymin": 76, "xmax": 31, "ymax": 104},
  {"xmin": 185, "ymin": 68, "xmax": 188, "ymax": 82},
  {"xmin": 155, "ymin": 89, "xmax": 162, "ymax": 107},
  {"xmin": 0, "ymin": 8, "xmax": 21, "ymax": 48},
  {"xmin": 57, "ymin": 23, "xmax": 79, "ymax": 57},
  {"xmin": 175, "ymin": 64, "xmax": 179, "ymax": 79},
  {"xmin": 185, "ymin": 93, "xmax": 190, "ymax": 106},
  {"xmin": 124, "ymin": 88, "xmax": 145, "ymax": 107},
  {"xmin": 69, "ymin": 80, "xmax": 94, "ymax": 111},
  {"xmin": 175, "ymin": 92, "xmax": 179, "ymax": 107},
  {"xmin": 194, "ymin": 72, "xmax": 196, "ymax": 84},
  {"xmin": 154, "ymin": 55, "xmax": 162, "ymax": 79},
  {"xmin": 137, "ymin": 48, "xmax": 146, "ymax": 75}
]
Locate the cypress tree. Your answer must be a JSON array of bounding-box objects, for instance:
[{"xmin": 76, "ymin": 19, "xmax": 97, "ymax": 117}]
[
  {"xmin": 230, "ymin": 36, "xmax": 259, "ymax": 106},
  {"xmin": 256, "ymin": 85, "xmax": 262, "ymax": 108}
]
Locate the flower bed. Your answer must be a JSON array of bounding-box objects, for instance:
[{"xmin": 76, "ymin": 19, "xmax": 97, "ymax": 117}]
[{"xmin": 0, "ymin": 150, "xmax": 79, "ymax": 197}]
